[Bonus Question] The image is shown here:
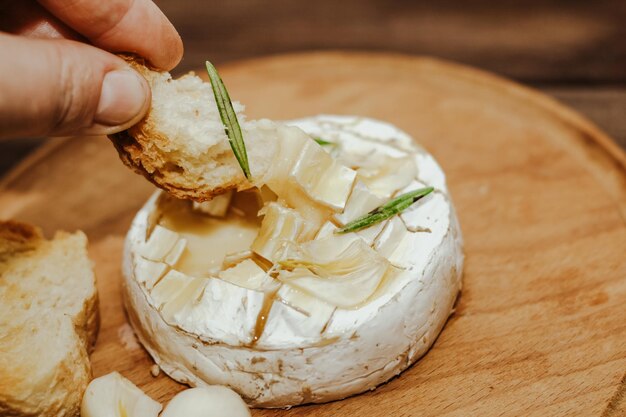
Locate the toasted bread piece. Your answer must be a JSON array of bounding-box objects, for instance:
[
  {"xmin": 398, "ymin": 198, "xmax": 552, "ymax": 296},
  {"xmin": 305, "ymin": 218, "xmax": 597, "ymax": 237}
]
[
  {"xmin": 0, "ymin": 220, "xmax": 99, "ymax": 417},
  {"xmin": 109, "ymin": 58, "xmax": 278, "ymax": 201}
]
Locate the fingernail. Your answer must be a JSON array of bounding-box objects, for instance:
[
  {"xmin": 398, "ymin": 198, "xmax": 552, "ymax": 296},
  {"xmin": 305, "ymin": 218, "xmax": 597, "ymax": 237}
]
[{"xmin": 94, "ymin": 70, "xmax": 148, "ymax": 126}]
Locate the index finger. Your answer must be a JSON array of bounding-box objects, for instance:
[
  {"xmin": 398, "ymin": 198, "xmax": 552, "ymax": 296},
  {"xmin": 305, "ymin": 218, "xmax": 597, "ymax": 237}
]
[{"xmin": 37, "ymin": 0, "xmax": 183, "ymax": 70}]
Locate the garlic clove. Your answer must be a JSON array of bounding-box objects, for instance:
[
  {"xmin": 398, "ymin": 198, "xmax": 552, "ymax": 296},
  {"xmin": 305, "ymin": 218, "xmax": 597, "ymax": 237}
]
[
  {"xmin": 80, "ymin": 372, "xmax": 161, "ymax": 417},
  {"xmin": 160, "ymin": 386, "xmax": 251, "ymax": 417}
]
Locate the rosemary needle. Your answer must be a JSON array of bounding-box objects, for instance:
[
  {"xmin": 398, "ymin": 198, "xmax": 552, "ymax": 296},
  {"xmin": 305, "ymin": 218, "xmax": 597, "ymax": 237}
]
[
  {"xmin": 205, "ymin": 61, "xmax": 251, "ymax": 179},
  {"xmin": 336, "ymin": 187, "xmax": 434, "ymax": 234},
  {"xmin": 313, "ymin": 136, "xmax": 335, "ymax": 146}
]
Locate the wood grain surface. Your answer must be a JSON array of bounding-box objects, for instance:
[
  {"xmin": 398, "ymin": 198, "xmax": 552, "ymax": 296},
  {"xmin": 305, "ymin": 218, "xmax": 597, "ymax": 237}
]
[{"xmin": 1, "ymin": 53, "xmax": 625, "ymax": 416}]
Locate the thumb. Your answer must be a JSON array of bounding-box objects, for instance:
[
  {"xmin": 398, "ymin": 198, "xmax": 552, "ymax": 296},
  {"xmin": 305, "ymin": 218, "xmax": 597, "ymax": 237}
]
[{"xmin": 0, "ymin": 33, "xmax": 150, "ymax": 139}]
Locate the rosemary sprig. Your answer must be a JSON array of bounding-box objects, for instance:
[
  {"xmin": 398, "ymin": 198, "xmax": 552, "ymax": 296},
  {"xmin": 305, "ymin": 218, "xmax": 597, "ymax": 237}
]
[
  {"xmin": 205, "ymin": 61, "xmax": 251, "ymax": 179},
  {"xmin": 336, "ymin": 187, "xmax": 434, "ymax": 234}
]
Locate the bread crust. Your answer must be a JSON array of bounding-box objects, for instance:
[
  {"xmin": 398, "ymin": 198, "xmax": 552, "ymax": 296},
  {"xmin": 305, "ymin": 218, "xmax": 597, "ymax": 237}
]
[
  {"xmin": 0, "ymin": 220, "xmax": 99, "ymax": 417},
  {"xmin": 109, "ymin": 130, "xmax": 240, "ymax": 201},
  {"xmin": 0, "ymin": 220, "xmax": 42, "ymax": 256}
]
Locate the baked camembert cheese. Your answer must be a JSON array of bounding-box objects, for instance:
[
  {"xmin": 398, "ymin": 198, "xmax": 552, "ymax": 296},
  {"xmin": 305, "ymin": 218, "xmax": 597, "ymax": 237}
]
[{"xmin": 114, "ymin": 61, "xmax": 463, "ymax": 408}]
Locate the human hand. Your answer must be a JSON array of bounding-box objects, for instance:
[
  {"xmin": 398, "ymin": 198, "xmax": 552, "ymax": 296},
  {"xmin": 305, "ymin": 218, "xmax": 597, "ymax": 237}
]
[{"xmin": 0, "ymin": 0, "xmax": 183, "ymax": 139}]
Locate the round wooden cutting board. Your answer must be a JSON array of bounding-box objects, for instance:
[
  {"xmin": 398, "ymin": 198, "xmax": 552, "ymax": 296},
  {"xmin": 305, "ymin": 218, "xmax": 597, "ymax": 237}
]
[{"xmin": 1, "ymin": 52, "xmax": 625, "ymax": 416}]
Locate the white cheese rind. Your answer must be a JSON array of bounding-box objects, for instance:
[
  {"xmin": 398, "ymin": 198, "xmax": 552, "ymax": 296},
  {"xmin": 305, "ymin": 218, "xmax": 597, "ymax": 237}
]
[
  {"xmin": 133, "ymin": 257, "xmax": 168, "ymax": 290},
  {"xmin": 257, "ymin": 286, "xmax": 336, "ymax": 348},
  {"xmin": 122, "ymin": 115, "xmax": 463, "ymax": 407}
]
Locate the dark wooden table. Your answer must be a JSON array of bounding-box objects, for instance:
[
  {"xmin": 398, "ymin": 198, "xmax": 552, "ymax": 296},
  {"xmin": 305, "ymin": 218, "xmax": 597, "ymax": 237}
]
[{"xmin": 1, "ymin": 0, "xmax": 625, "ymax": 174}]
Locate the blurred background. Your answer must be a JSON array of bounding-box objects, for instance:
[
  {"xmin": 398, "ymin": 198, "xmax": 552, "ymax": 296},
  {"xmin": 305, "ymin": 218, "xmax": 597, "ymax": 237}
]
[{"xmin": 1, "ymin": 0, "xmax": 625, "ymax": 174}]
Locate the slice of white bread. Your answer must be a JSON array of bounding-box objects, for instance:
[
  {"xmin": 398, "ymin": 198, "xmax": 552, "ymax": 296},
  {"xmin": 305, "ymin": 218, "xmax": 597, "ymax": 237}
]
[
  {"xmin": 109, "ymin": 57, "xmax": 278, "ymax": 201},
  {"xmin": 0, "ymin": 220, "xmax": 99, "ymax": 417}
]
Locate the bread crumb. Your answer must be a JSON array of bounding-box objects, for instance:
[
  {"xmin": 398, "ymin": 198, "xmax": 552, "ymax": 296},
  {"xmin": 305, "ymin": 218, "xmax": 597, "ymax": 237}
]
[
  {"xmin": 150, "ymin": 364, "xmax": 161, "ymax": 377},
  {"xmin": 117, "ymin": 323, "xmax": 141, "ymax": 351}
]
